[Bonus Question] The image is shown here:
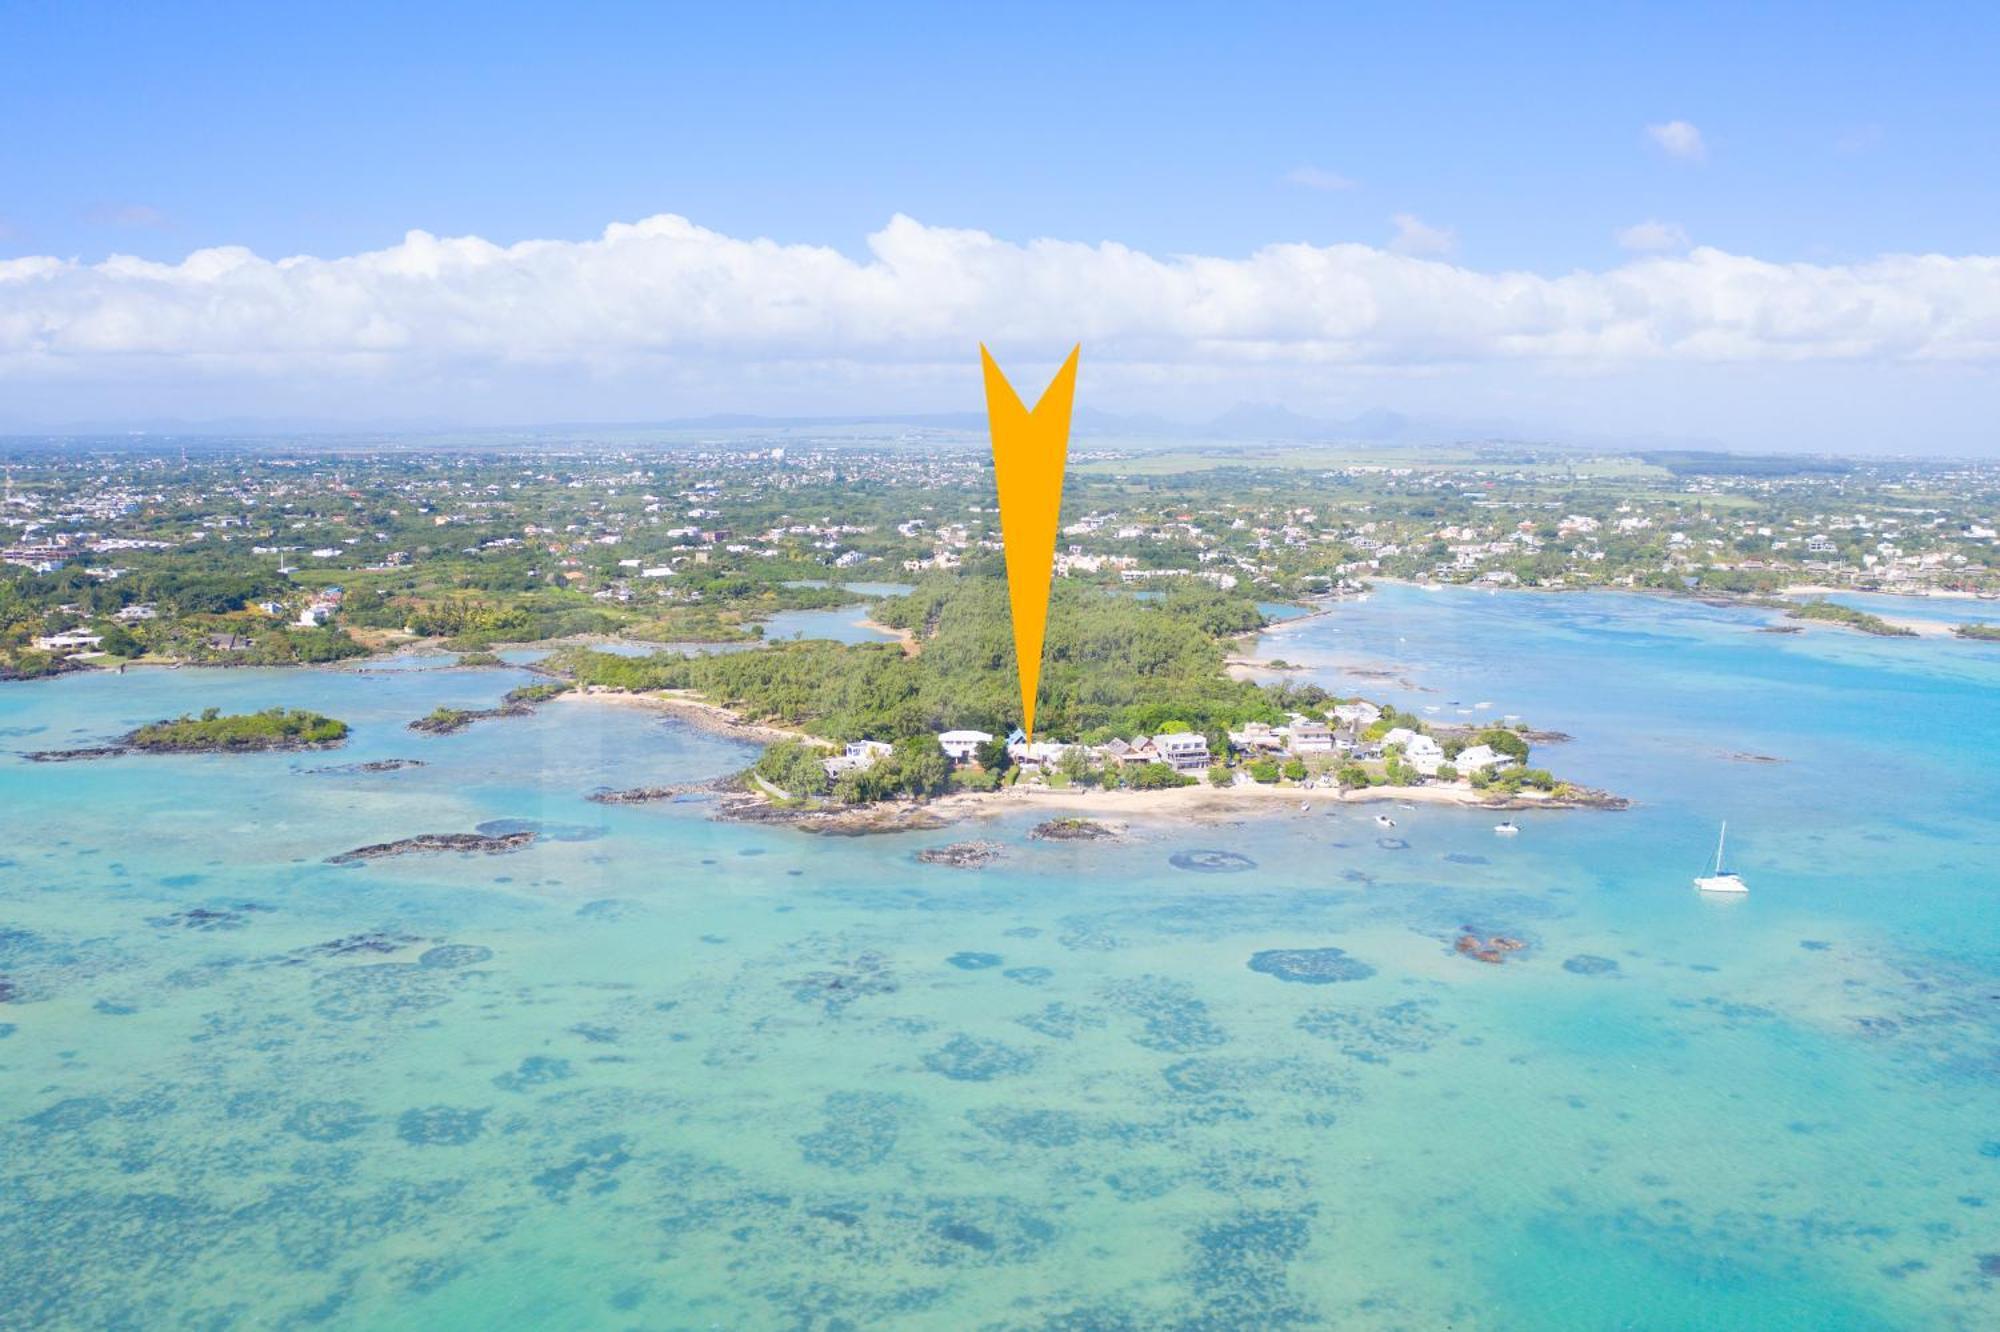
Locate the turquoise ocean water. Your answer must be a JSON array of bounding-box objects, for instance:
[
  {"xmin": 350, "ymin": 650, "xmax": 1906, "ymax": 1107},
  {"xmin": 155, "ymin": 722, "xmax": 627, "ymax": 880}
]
[{"xmin": 2, "ymin": 584, "xmax": 1997, "ymax": 1328}]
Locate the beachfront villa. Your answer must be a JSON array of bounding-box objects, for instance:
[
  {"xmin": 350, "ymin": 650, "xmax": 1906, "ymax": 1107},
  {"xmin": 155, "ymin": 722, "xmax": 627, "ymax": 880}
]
[
  {"xmin": 1008, "ymin": 739, "xmax": 1076, "ymax": 768},
  {"xmin": 1333, "ymin": 701, "xmax": 1382, "ymax": 728},
  {"xmin": 31, "ymin": 631, "xmax": 103, "ymax": 654},
  {"xmin": 1383, "ymin": 727, "xmax": 1447, "ymax": 776},
  {"xmin": 1288, "ymin": 720, "xmax": 1335, "ymax": 753},
  {"xmin": 1154, "ymin": 732, "xmax": 1212, "ymax": 772},
  {"xmin": 938, "ymin": 730, "xmax": 993, "ymax": 762},
  {"xmin": 823, "ymin": 739, "xmax": 893, "ymax": 778},
  {"xmin": 1452, "ymin": 743, "xmax": 1512, "ymax": 774}
]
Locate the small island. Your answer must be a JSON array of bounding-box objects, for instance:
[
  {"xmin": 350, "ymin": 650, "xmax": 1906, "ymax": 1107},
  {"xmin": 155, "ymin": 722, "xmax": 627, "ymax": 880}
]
[
  {"xmin": 408, "ymin": 682, "xmax": 571, "ymax": 734},
  {"xmin": 1786, "ymin": 599, "xmax": 1917, "ymax": 637},
  {"xmin": 127, "ymin": 707, "xmax": 349, "ymax": 753},
  {"xmin": 1954, "ymin": 623, "xmax": 2000, "ymax": 642}
]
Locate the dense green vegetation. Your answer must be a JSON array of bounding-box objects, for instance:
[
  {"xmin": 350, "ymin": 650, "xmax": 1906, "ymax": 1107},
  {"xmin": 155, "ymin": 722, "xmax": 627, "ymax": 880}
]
[
  {"xmin": 127, "ymin": 707, "xmax": 348, "ymax": 751},
  {"xmin": 556, "ymin": 577, "xmax": 1279, "ymax": 744},
  {"xmin": 1955, "ymin": 623, "xmax": 2000, "ymax": 641},
  {"xmin": 1787, "ymin": 600, "xmax": 1916, "ymax": 637}
]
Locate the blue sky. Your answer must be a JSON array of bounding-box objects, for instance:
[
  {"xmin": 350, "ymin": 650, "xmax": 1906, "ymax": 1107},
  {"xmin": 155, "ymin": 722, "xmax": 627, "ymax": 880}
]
[{"xmin": 3, "ymin": 2, "xmax": 1998, "ymax": 451}]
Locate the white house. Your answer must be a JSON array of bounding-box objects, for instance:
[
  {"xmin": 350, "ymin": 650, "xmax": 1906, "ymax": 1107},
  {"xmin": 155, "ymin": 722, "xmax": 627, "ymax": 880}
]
[
  {"xmin": 1008, "ymin": 739, "xmax": 1074, "ymax": 767},
  {"xmin": 1154, "ymin": 732, "xmax": 1212, "ymax": 772},
  {"xmin": 1333, "ymin": 701, "xmax": 1382, "ymax": 728},
  {"xmin": 1288, "ymin": 720, "xmax": 1335, "ymax": 754},
  {"xmin": 32, "ymin": 631, "xmax": 102, "ymax": 652},
  {"xmin": 1451, "ymin": 743, "xmax": 1511, "ymax": 775},
  {"xmin": 297, "ymin": 603, "xmax": 334, "ymax": 627},
  {"xmin": 1383, "ymin": 728, "xmax": 1445, "ymax": 776},
  {"xmin": 938, "ymin": 730, "xmax": 993, "ymax": 762},
  {"xmin": 824, "ymin": 739, "xmax": 892, "ymax": 778},
  {"xmin": 115, "ymin": 604, "xmax": 157, "ymax": 621}
]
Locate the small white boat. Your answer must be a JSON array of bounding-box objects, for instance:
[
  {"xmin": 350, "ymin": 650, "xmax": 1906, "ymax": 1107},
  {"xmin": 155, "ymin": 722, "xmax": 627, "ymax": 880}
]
[
  {"xmin": 1693, "ymin": 821, "xmax": 1748, "ymax": 894},
  {"xmin": 1375, "ymin": 814, "xmax": 1397, "ymax": 829},
  {"xmin": 1493, "ymin": 821, "xmax": 1519, "ymax": 836}
]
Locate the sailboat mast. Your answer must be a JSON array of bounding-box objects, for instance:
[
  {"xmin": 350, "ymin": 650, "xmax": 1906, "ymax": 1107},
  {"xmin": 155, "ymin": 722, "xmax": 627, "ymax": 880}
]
[{"xmin": 1716, "ymin": 822, "xmax": 1727, "ymax": 874}]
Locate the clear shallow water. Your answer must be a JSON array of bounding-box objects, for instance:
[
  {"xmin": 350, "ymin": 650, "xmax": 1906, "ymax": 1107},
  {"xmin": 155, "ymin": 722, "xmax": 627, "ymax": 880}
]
[
  {"xmin": 761, "ymin": 604, "xmax": 902, "ymax": 644},
  {"xmin": 1, "ymin": 587, "xmax": 1996, "ymax": 1329}
]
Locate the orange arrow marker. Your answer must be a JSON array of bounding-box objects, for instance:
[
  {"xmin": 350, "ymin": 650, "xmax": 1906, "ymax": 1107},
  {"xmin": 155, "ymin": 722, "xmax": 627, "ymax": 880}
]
[{"xmin": 981, "ymin": 343, "xmax": 1079, "ymax": 743}]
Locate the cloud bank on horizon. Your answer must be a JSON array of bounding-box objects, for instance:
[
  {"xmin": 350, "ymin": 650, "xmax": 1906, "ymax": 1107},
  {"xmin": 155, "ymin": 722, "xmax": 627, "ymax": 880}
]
[{"xmin": 2, "ymin": 213, "xmax": 1998, "ymax": 447}]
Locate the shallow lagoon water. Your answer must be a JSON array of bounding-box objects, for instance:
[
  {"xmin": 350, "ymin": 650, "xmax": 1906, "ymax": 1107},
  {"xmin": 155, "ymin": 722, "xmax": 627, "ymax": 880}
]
[{"xmin": 2, "ymin": 585, "xmax": 1997, "ymax": 1328}]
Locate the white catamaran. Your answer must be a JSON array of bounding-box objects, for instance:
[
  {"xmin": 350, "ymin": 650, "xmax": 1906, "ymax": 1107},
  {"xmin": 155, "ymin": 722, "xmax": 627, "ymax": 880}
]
[{"xmin": 1693, "ymin": 822, "xmax": 1748, "ymax": 894}]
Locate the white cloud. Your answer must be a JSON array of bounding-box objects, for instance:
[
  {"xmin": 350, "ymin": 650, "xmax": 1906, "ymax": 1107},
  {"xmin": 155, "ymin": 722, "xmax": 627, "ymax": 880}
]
[
  {"xmin": 3, "ymin": 213, "xmax": 2000, "ymax": 413},
  {"xmin": 1388, "ymin": 213, "xmax": 1455, "ymax": 257},
  {"xmin": 1285, "ymin": 165, "xmax": 1357, "ymax": 192},
  {"xmin": 1616, "ymin": 220, "xmax": 1691, "ymax": 252},
  {"xmin": 1646, "ymin": 120, "xmax": 1707, "ymax": 162}
]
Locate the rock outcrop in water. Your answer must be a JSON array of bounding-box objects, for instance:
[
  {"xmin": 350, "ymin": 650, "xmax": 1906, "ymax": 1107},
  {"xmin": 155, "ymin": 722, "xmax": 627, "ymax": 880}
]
[
  {"xmin": 588, "ymin": 775, "xmax": 738, "ymax": 804},
  {"xmin": 717, "ymin": 793, "xmax": 948, "ymax": 836},
  {"xmin": 22, "ymin": 745, "xmax": 128, "ymax": 762},
  {"xmin": 916, "ymin": 842, "xmax": 1002, "ymax": 868},
  {"xmin": 325, "ymin": 831, "xmax": 536, "ymax": 864},
  {"xmin": 1030, "ymin": 817, "xmax": 1121, "ymax": 841},
  {"xmin": 1454, "ymin": 932, "xmax": 1528, "ymax": 965},
  {"xmin": 302, "ymin": 758, "xmax": 427, "ymax": 774}
]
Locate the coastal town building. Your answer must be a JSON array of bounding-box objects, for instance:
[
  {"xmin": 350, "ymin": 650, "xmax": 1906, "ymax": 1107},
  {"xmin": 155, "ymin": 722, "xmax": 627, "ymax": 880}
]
[
  {"xmin": 937, "ymin": 730, "xmax": 993, "ymax": 762},
  {"xmin": 1153, "ymin": 732, "xmax": 1212, "ymax": 772},
  {"xmin": 1288, "ymin": 720, "xmax": 1335, "ymax": 754}
]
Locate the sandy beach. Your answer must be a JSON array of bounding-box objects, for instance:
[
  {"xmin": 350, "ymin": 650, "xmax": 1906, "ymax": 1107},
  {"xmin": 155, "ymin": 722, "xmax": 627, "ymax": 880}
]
[{"xmin": 555, "ymin": 685, "xmax": 815, "ymax": 745}]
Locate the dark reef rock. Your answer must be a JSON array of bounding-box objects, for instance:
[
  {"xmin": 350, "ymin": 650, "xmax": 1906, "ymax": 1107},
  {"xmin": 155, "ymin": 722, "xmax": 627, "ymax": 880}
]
[
  {"xmin": 325, "ymin": 831, "xmax": 536, "ymax": 864},
  {"xmin": 1455, "ymin": 932, "xmax": 1529, "ymax": 965},
  {"xmin": 146, "ymin": 905, "xmax": 266, "ymax": 932},
  {"xmin": 789, "ymin": 952, "xmax": 896, "ymax": 1015},
  {"xmin": 1248, "ymin": 947, "xmax": 1377, "ymax": 985},
  {"xmin": 301, "ymin": 931, "xmax": 422, "ymax": 958},
  {"xmin": 946, "ymin": 951, "xmax": 1003, "ymax": 971},
  {"xmin": 474, "ymin": 818, "xmax": 603, "ymax": 843},
  {"xmin": 1030, "ymin": 818, "xmax": 1120, "ymax": 841},
  {"xmin": 24, "ymin": 1095, "xmax": 113, "ymax": 1131},
  {"xmin": 493, "ymin": 1055, "xmax": 572, "ymax": 1092},
  {"xmin": 283, "ymin": 1099, "xmax": 372, "ymax": 1143},
  {"xmin": 395, "ymin": 1105, "xmax": 488, "ymax": 1146},
  {"xmin": 588, "ymin": 775, "xmax": 733, "ymax": 804},
  {"xmin": 418, "ymin": 944, "xmax": 493, "ymax": 969},
  {"xmin": 798, "ymin": 1091, "xmax": 905, "ymax": 1171},
  {"xmin": 532, "ymin": 1134, "xmax": 631, "ymax": 1202},
  {"xmin": 1169, "ymin": 849, "xmax": 1258, "ymax": 874},
  {"xmin": 302, "ymin": 758, "xmax": 427, "ymax": 774},
  {"xmin": 717, "ymin": 795, "xmax": 949, "ymax": 836},
  {"xmin": 917, "ymin": 841, "xmax": 1003, "ymax": 868},
  {"xmin": 22, "ymin": 745, "xmax": 129, "ymax": 762},
  {"xmin": 1562, "ymin": 954, "xmax": 1621, "ymax": 976},
  {"xmin": 921, "ymin": 1034, "xmax": 1034, "ymax": 1081}
]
